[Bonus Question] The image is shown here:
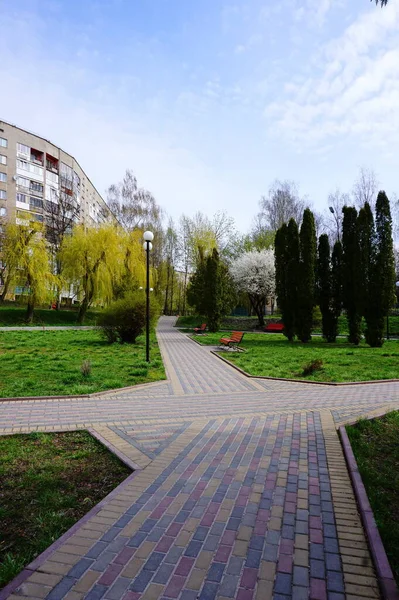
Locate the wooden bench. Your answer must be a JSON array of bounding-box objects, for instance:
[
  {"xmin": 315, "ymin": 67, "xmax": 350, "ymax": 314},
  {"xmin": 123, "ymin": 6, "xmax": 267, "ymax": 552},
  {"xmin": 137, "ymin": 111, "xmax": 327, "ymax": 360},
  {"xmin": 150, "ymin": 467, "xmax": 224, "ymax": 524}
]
[
  {"xmin": 219, "ymin": 331, "xmax": 245, "ymax": 351},
  {"xmin": 193, "ymin": 323, "xmax": 207, "ymax": 334},
  {"xmin": 264, "ymin": 323, "xmax": 284, "ymax": 333}
]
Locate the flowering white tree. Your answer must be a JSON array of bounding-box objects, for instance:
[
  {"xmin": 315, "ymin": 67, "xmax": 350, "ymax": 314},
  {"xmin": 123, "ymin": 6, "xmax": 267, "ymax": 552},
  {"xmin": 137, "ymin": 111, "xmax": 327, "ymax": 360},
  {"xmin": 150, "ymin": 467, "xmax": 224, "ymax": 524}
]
[{"xmin": 230, "ymin": 249, "xmax": 276, "ymax": 326}]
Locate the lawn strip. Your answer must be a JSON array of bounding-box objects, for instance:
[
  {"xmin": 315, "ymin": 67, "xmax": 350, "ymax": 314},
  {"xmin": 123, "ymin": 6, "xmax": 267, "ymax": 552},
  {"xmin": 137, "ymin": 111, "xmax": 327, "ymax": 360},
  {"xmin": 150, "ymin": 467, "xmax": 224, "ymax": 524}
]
[
  {"xmin": 346, "ymin": 412, "xmax": 399, "ymax": 585},
  {"xmin": 0, "ymin": 306, "xmax": 101, "ymax": 327},
  {"xmin": 0, "ymin": 329, "xmax": 165, "ymax": 397},
  {"xmin": 0, "ymin": 430, "xmax": 131, "ymax": 587},
  {"xmin": 193, "ymin": 331, "xmax": 399, "ymax": 382}
]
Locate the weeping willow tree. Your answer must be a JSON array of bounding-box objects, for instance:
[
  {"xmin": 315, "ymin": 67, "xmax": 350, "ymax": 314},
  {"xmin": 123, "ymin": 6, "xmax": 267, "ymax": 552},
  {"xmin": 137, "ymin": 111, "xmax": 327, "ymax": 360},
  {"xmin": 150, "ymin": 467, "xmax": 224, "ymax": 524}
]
[
  {"xmin": 2, "ymin": 220, "xmax": 57, "ymax": 322},
  {"xmin": 0, "ymin": 222, "xmax": 26, "ymax": 304},
  {"xmin": 60, "ymin": 224, "xmax": 126, "ymax": 324},
  {"xmin": 113, "ymin": 228, "xmax": 147, "ymax": 299}
]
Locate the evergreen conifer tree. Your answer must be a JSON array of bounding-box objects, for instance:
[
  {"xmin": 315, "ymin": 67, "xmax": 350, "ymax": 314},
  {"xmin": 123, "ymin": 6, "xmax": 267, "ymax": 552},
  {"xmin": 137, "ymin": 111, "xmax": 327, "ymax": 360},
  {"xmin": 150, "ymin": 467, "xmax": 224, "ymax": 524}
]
[
  {"xmin": 342, "ymin": 206, "xmax": 362, "ymax": 344},
  {"xmin": 275, "ymin": 223, "xmax": 288, "ymax": 332},
  {"xmin": 317, "ymin": 234, "xmax": 336, "ymax": 342},
  {"xmin": 331, "ymin": 240, "xmax": 343, "ymax": 341},
  {"xmin": 366, "ymin": 192, "xmax": 396, "ymax": 346},
  {"xmin": 284, "ymin": 218, "xmax": 300, "ymax": 341},
  {"xmin": 297, "ymin": 209, "xmax": 316, "ymax": 342}
]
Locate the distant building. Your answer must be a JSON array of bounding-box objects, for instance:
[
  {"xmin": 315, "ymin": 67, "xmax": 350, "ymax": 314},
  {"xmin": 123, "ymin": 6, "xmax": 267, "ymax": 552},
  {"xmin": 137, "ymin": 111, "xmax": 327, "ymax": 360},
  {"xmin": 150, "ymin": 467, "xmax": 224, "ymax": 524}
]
[{"xmin": 0, "ymin": 119, "xmax": 113, "ymax": 228}]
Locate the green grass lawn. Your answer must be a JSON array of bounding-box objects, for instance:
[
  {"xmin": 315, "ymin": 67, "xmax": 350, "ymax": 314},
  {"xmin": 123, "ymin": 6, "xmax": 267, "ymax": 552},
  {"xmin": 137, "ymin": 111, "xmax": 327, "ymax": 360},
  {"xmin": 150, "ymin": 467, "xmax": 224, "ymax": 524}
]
[
  {"xmin": 346, "ymin": 412, "xmax": 399, "ymax": 584},
  {"xmin": 0, "ymin": 330, "xmax": 165, "ymax": 397},
  {"xmin": 0, "ymin": 431, "xmax": 131, "ymax": 587},
  {"xmin": 194, "ymin": 332, "xmax": 399, "ymax": 382},
  {"xmin": 0, "ymin": 306, "xmax": 101, "ymax": 326}
]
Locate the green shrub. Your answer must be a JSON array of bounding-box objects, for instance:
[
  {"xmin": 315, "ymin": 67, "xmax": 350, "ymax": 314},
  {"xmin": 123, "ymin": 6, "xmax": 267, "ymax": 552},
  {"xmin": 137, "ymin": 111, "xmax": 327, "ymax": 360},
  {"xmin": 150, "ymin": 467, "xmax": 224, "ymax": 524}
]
[
  {"xmin": 98, "ymin": 293, "xmax": 159, "ymax": 344},
  {"xmin": 302, "ymin": 358, "xmax": 324, "ymax": 376},
  {"xmin": 80, "ymin": 359, "xmax": 92, "ymax": 378}
]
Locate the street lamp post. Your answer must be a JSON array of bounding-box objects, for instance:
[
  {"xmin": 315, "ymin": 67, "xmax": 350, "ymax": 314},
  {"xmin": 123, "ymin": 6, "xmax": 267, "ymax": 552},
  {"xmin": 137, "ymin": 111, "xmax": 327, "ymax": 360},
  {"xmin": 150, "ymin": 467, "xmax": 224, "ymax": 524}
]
[
  {"xmin": 143, "ymin": 231, "xmax": 154, "ymax": 362},
  {"xmin": 329, "ymin": 206, "xmax": 340, "ymax": 243}
]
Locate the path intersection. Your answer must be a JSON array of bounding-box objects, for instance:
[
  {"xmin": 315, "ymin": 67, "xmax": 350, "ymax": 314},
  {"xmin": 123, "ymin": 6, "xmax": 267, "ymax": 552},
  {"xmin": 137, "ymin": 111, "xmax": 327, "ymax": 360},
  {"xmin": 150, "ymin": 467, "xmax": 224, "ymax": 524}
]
[{"xmin": 1, "ymin": 317, "xmax": 398, "ymax": 600}]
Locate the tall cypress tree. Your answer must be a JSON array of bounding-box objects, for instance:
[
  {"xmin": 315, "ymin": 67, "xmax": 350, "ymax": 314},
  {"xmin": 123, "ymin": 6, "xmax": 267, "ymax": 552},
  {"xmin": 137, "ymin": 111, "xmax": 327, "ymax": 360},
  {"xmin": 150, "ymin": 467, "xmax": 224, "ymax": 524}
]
[
  {"xmin": 331, "ymin": 240, "xmax": 343, "ymax": 341},
  {"xmin": 342, "ymin": 206, "xmax": 362, "ymax": 345},
  {"xmin": 284, "ymin": 218, "xmax": 300, "ymax": 341},
  {"xmin": 366, "ymin": 192, "xmax": 396, "ymax": 347},
  {"xmin": 357, "ymin": 203, "xmax": 375, "ymax": 343},
  {"xmin": 317, "ymin": 234, "xmax": 338, "ymax": 342},
  {"xmin": 297, "ymin": 209, "xmax": 316, "ymax": 342},
  {"xmin": 275, "ymin": 224, "xmax": 288, "ymax": 333}
]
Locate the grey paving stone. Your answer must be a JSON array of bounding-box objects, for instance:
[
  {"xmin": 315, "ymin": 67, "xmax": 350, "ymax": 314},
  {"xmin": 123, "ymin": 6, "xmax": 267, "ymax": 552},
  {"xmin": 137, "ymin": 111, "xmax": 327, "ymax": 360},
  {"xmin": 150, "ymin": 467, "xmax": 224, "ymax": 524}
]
[
  {"xmin": 153, "ymin": 563, "xmax": 175, "ymax": 584},
  {"xmin": 327, "ymin": 570, "xmax": 345, "ymax": 593},
  {"xmin": 293, "ymin": 585, "xmax": 309, "ymax": 600},
  {"xmin": 226, "ymin": 556, "xmax": 244, "ymax": 575},
  {"xmin": 293, "ymin": 565, "xmax": 309, "ymax": 587},
  {"xmin": 105, "ymin": 577, "xmax": 131, "ymax": 600},
  {"xmin": 219, "ymin": 574, "xmax": 240, "ymax": 598},
  {"xmin": 274, "ymin": 572, "xmax": 292, "ymax": 595}
]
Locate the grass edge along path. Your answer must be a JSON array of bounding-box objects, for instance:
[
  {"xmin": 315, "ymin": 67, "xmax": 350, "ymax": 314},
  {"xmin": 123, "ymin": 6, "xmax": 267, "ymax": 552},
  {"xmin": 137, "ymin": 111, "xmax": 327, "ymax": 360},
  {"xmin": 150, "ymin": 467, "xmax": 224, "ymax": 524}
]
[
  {"xmin": 0, "ymin": 306, "xmax": 101, "ymax": 327},
  {"xmin": 0, "ymin": 329, "xmax": 165, "ymax": 398},
  {"xmin": 0, "ymin": 430, "xmax": 131, "ymax": 588},
  {"xmin": 346, "ymin": 412, "xmax": 399, "ymax": 585},
  {"xmin": 193, "ymin": 332, "xmax": 399, "ymax": 383}
]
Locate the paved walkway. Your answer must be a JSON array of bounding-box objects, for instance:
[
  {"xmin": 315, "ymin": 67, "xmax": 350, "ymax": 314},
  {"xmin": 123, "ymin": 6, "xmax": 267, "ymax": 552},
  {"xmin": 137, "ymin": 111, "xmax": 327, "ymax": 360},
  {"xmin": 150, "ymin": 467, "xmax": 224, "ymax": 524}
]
[{"xmin": 1, "ymin": 317, "xmax": 399, "ymax": 600}]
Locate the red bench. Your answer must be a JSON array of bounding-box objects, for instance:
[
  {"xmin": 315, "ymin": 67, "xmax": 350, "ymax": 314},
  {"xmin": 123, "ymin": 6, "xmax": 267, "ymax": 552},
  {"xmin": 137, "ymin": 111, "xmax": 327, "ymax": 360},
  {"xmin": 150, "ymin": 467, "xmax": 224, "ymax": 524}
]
[
  {"xmin": 264, "ymin": 323, "xmax": 284, "ymax": 333},
  {"xmin": 220, "ymin": 331, "xmax": 245, "ymax": 351},
  {"xmin": 193, "ymin": 323, "xmax": 207, "ymax": 334}
]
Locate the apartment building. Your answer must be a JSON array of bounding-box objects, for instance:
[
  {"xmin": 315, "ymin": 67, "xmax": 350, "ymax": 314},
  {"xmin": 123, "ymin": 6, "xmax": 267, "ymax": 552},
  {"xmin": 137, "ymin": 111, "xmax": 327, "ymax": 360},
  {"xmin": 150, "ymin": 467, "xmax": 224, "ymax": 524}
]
[{"xmin": 0, "ymin": 119, "xmax": 113, "ymax": 229}]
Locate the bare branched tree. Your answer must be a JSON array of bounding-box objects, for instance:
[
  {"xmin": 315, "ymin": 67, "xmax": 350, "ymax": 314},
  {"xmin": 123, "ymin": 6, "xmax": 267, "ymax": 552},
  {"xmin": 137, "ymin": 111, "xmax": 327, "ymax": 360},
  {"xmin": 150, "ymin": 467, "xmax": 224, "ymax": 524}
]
[
  {"xmin": 313, "ymin": 210, "xmax": 327, "ymax": 240},
  {"xmin": 45, "ymin": 191, "xmax": 80, "ymax": 256},
  {"xmin": 107, "ymin": 170, "xmax": 162, "ymax": 232},
  {"xmin": 325, "ymin": 189, "xmax": 352, "ymax": 244},
  {"xmin": 45, "ymin": 174, "xmax": 81, "ymax": 307},
  {"xmin": 352, "ymin": 167, "xmax": 379, "ymax": 211},
  {"xmin": 374, "ymin": 0, "xmax": 388, "ymax": 5},
  {"xmin": 257, "ymin": 179, "xmax": 307, "ymax": 231}
]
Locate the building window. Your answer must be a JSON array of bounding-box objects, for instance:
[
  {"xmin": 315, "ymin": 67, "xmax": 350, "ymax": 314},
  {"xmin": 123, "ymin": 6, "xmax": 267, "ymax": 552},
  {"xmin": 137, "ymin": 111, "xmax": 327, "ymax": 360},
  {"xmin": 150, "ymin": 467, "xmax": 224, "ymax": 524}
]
[
  {"xmin": 17, "ymin": 193, "xmax": 28, "ymax": 203},
  {"xmin": 0, "ymin": 190, "xmax": 6, "ymax": 199},
  {"xmin": 0, "ymin": 155, "xmax": 6, "ymax": 165},
  {"xmin": 46, "ymin": 170, "xmax": 58, "ymax": 184},
  {"xmin": 60, "ymin": 162, "xmax": 73, "ymax": 180},
  {"xmin": 30, "ymin": 181, "xmax": 43, "ymax": 193},
  {"xmin": 0, "ymin": 138, "xmax": 7, "ymax": 148},
  {"xmin": 30, "ymin": 197, "xmax": 43, "ymax": 209},
  {"xmin": 0, "ymin": 172, "xmax": 6, "ymax": 183},
  {"xmin": 17, "ymin": 142, "xmax": 29, "ymax": 155},
  {"xmin": 0, "ymin": 207, "xmax": 7, "ymax": 217},
  {"xmin": 17, "ymin": 176, "xmax": 29, "ymax": 188},
  {"xmin": 17, "ymin": 159, "xmax": 29, "ymax": 171}
]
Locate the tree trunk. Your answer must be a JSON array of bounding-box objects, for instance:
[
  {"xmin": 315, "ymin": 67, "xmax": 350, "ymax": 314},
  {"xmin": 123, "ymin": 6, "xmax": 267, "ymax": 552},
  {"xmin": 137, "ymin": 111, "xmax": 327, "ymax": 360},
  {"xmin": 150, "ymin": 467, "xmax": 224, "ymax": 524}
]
[
  {"xmin": 77, "ymin": 296, "xmax": 89, "ymax": 325},
  {"xmin": 164, "ymin": 262, "xmax": 170, "ymax": 315},
  {"xmin": 26, "ymin": 300, "xmax": 35, "ymax": 323},
  {"xmin": 182, "ymin": 270, "xmax": 188, "ymax": 316},
  {"xmin": 249, "ymin": 295, "xmax": 265, "ymax": 327},
  {"xmin": 0, "ymin": 275, "xmax": 11, "ymax": 303},
  {"xmin": 170, "ymin": 271, "xmax": 174, "ymax": 316}
]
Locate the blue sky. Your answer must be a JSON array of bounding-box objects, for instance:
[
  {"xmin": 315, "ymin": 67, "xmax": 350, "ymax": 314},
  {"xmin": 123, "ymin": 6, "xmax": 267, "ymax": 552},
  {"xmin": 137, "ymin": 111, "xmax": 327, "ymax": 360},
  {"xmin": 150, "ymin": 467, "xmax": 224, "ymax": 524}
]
[{"xmin": 1, "ymin": 0, "xmax": 398, "ymax": 231}]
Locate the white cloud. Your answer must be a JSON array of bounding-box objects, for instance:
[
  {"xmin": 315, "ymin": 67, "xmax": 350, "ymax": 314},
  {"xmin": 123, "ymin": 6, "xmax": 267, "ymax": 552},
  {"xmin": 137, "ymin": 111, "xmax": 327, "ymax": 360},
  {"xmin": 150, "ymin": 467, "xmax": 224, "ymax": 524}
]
[{"xmin": 265, "ymin": 2, "xmax": 399, "ymax": 152}]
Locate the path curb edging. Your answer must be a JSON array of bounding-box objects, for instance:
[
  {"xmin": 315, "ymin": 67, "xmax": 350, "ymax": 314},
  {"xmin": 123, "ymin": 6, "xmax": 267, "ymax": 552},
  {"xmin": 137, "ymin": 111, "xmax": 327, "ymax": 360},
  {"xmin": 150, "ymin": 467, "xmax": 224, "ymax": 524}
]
[
  {"xmin": 339, "ymin": 425, "xmax": 399, "ymax": 600},
  {"xmin": 0, "ymin": 379, "xmax": 167, "ymax": 403}
]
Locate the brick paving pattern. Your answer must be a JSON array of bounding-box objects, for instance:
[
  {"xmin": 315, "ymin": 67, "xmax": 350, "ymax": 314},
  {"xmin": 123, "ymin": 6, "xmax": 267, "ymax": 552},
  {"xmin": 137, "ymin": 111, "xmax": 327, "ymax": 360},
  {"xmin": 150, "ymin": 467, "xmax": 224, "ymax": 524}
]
[{"xmin": 1, "ymin": 316, "xmax": 398, "ymax": 600}]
